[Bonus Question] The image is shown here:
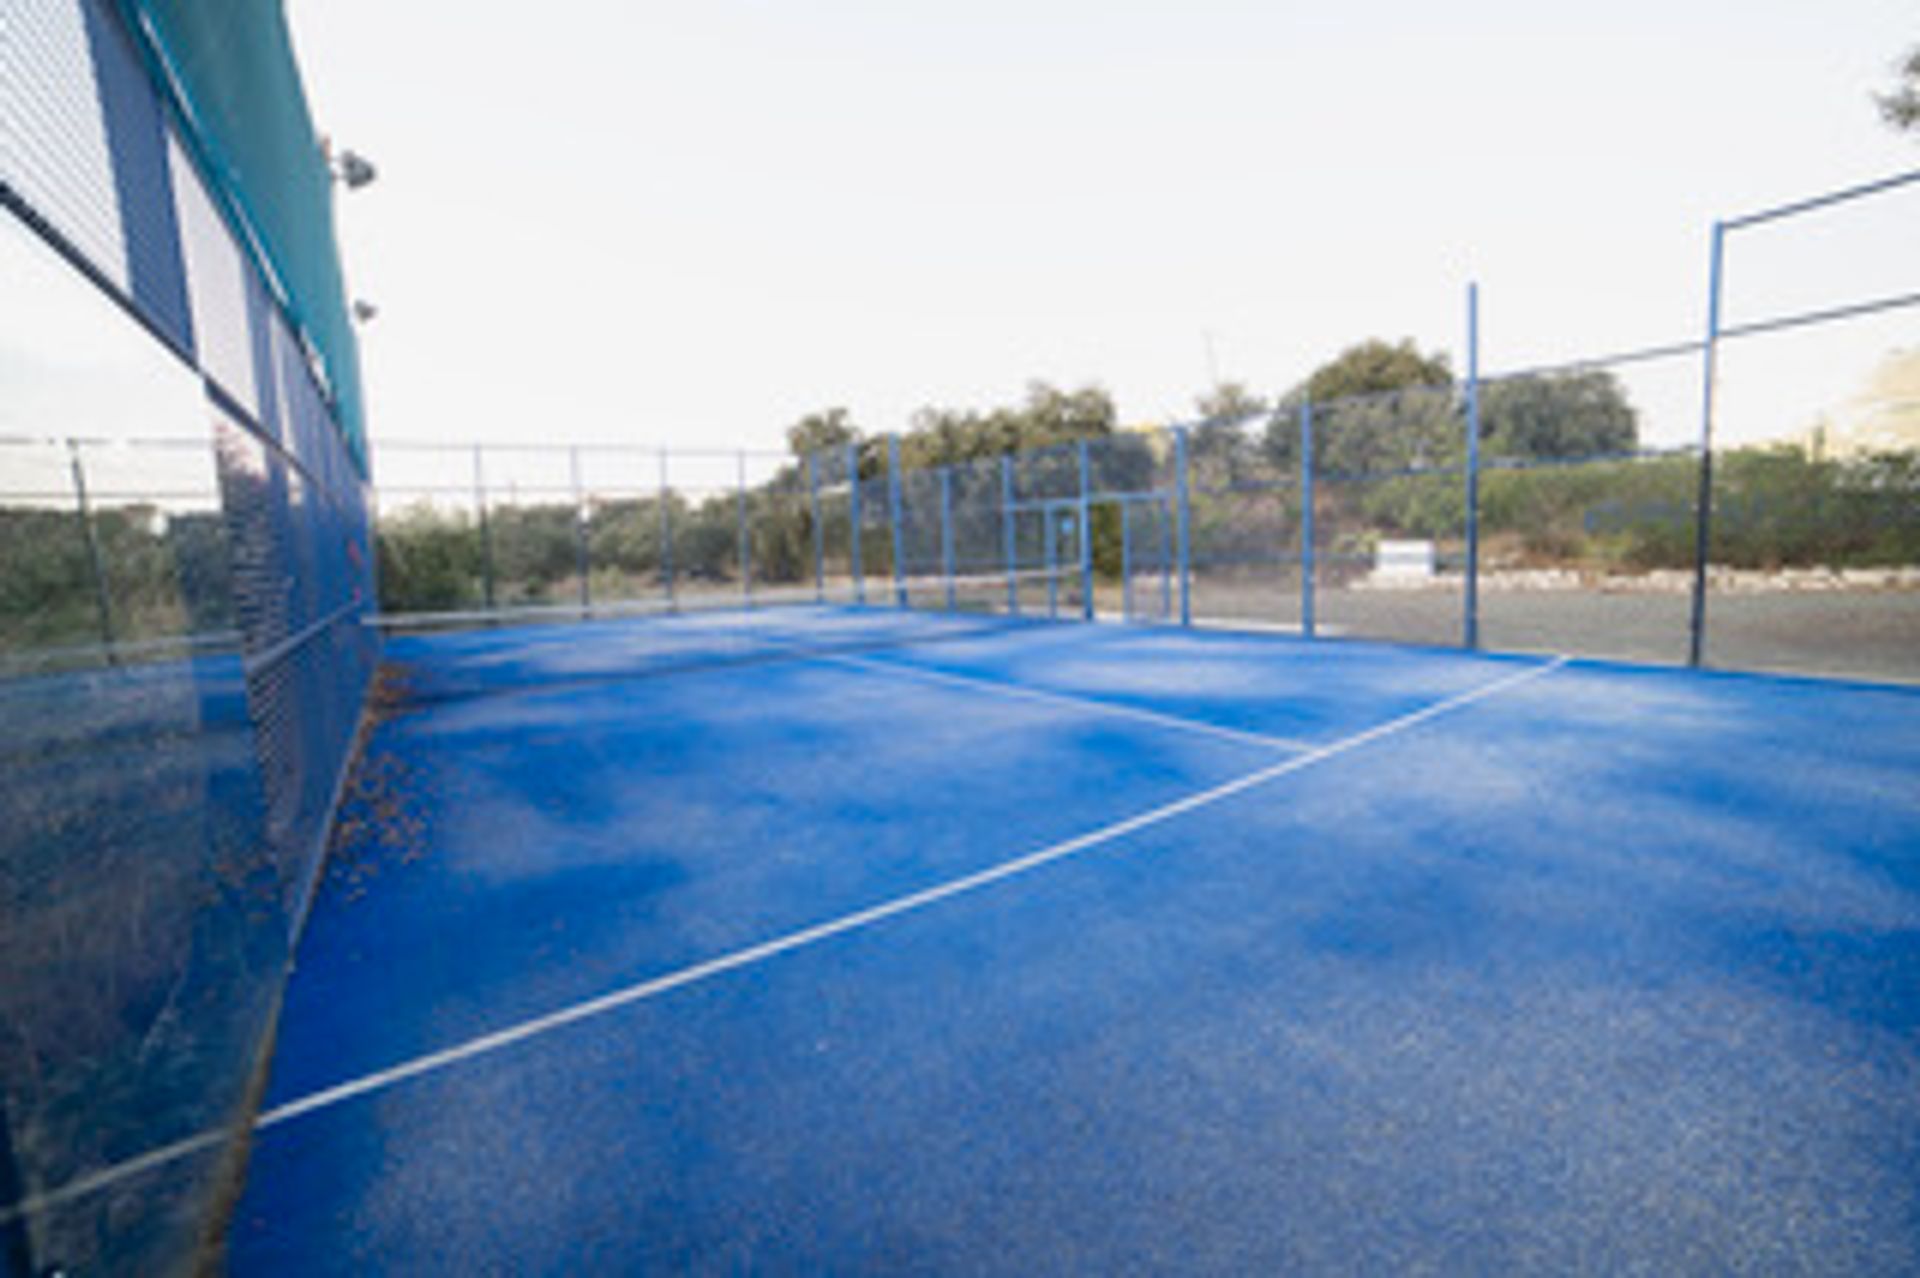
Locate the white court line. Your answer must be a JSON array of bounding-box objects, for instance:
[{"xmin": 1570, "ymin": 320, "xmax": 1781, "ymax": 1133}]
[
  {"xmin": 0, "ymin": 654, "xmax": 1565, "ymax": 1227},
  {"xmin": 821, "ymin": 653, "xmax": 1315, "ymax": 752}
]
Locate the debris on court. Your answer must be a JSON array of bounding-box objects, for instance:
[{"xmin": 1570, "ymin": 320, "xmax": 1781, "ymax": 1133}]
[{"xmin": 324, "ymin": 748, "xmax": 431, "ymax": 902}]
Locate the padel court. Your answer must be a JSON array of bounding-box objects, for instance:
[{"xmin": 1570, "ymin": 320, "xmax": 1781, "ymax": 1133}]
[{"xmin": 229, "ymin": 607, "xmax": 1920, "ymax": 1273}]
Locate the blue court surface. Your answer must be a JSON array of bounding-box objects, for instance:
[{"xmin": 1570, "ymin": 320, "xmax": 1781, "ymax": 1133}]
[{"xmin": 229, "ymin": 606, "xmax": 1920, "ymax": 1273}]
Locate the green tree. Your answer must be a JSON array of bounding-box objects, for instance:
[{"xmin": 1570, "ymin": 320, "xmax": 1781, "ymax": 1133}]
[
  {"xmin": 902, "ymin": 381, "xmax": 1119, "ymax": 468},
  {"xmin": 1264, "ymin": 339, "xmax": 1458, "ymax": 475},
  {"xmin": 1295, "ymin": 338, "xmax": 1452, "ymax": 404},
  {"xmin": 1478, "ymin": 370, "xmax": 1638, "ymax": 460},
  {"xmin": 1195, "ymin": 381, "xmax": 1270, "ymax": 426},
  {"xmin": 1878, "ymin": 46, "xmax": 1920, "ymax": 132},
  {"xmin": 786, "ymin": 407, "xmax": 861, "ymax": 458},
  {"xmin": 1191, "ymin": 382, "xmax": 1278, "ymax": 489}
]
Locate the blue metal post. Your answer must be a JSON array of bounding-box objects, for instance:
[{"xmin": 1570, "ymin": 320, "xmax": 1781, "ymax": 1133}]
[
  {"xmin": 1045, "ymin": 502, "xmax": 1059, "ymax": 618},
  {"xmin": 1464, "ymin": 283, "xmax": 1482, "ymax": 649},
  {"xmin": 1078, "ymin": 439, "xmax": 1094, "ymax": 621},
  {"xmin": 847, "ymin": 442, "xmax": 864, "ymax": 605},
  {"xmin": 940, "ymin": 467, "xmax": 956, "ymax": 609},
  {"xmin": 1160, "ymin": 495, "xmax": 1172, "ymax": 621},
  {"xmin": 1689, "ymin": 221, "xmax": 1727, "ymax": 668},
  {"xmin": 658, "ymin": 449, "xmax": 675, "ymax": 609},
  {"xmin": 1299, "ymin": 400, "xmax": 1314, "ymax": 638},
  {"xmin": 737, "ymin": 450, "xmax": 751, "ymax": 606},
  {"xmin": 1001, "ymin": 454, "xmax": 1017, "ymax": 614},
  {"xmin": 1174, "ymin": 427, "xmax": 1192, "ymax": 627},
  {"xmin": 1121, "ymin": 499, "xmax": 1133, "ymax": 621},
  {"xmin": 887, "ymin": 435, "xmax": 908, "ymax": 607},
  {"xmin": 809, "ymin": 451, "xmax": 824, "ymax": 602}
]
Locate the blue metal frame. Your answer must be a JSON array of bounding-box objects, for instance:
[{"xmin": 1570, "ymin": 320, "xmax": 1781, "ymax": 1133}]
[
  {"xmin": 1689, "ymin": 221, "xmax": 1726, "ymax": 668},
  {"xmin": 809, "ymin": 452, "xmax": 823, "ymax": 602},
  {"xmin": 1298, "ymin": 401, "xmax": 1314, "ymax": 639},
  {"xmin": 1159, "ymin": 495, "xmax": 1172, "ymax": 622},
  {"xmin": 1077, "ymin": 440, "xmax": 1094, "ymax": 622},
  {"xmin": 1045, "ymin": 503, "xmax": 1060, "ymax": 618},
  {"xmin": 847, "ymin": 442, "xmax": 863, "ymax": 605},
  {"xmin": 940, "ymin": 466, "xmax": 956, "ymax": 610},
  {"xmin": 1001, "ymin": 455, "xmax": 1018, "ymax": 615},
  {"xmin": 1174, "ymin": 427, "xmax": 1191, "ymax": 627},
  {"xmin": 1721, "ymin": 167, "xmax": 1920, "ymax": 230},
  {"xmin": 888, "ymin": 435, "xmax": 906, "ymax": 607},
  {"xmin": 1464, "ymin": 285, "xmax": 1481, "ymax": 649}
]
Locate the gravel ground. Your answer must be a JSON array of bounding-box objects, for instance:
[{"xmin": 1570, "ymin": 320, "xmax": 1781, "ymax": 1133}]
[{"xmin": 1173, "ymin": 576, "xmax": 1920, "ymax": 685}]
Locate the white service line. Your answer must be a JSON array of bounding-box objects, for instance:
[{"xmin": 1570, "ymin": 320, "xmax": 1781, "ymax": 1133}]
[
  {"xmin": 820, "ymin": 653, "xmax": 1314, "ymax": 752},
  {"xmin": 0, "ymin": 654, "xmax": 1565, "ymax": 1227}
]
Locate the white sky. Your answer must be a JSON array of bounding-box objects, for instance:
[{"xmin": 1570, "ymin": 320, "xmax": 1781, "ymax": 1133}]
[{"xmin": 286, "ymin": 0, "xmax": 1920, "ymax": 453}]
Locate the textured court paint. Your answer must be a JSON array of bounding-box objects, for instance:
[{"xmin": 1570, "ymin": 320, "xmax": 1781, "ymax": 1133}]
[
  {"xmin": 231, "ymin": 621, "xmax": 1920, "ymax": 1274},
  {"xmin": 822, "ymin": 652, "xmax": 1315, "ymax": 751},
  {"xmin": 258, "ymin": 649, "xmax": 1279, "ymax": 1103}
]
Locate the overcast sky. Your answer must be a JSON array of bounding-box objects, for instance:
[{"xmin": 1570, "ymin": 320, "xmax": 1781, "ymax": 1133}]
[{"xmin": 287, "ymin": 1, "xmax": 1918, "ymax": 453}]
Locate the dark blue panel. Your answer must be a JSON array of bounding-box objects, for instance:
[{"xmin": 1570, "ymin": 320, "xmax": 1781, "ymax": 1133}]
[{"xmin": 79, "ymin": 0, "xmax": 194, "ymax": 357}]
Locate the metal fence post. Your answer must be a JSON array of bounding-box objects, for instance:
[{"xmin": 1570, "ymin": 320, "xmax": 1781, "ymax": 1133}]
[
  {"xmin": 1689, "ymin": 221, "xmax": 1726, "ymax": 669},
  {"xmin": 847, "ymin": 442, "xmax": 864, "ymax": 605},
  {"xmin": 571, "ymin": 445, "xmax": 590, "ymax": 613},
  {"xmin": 737, "ymin": 450, "xmax": 751, "ymax": 606},
  {"xmin": 1121, "ymin": 499, "xmax": 1133, "ymax": 622},
  {"xmin": 1045, "ymin": 501, "xmax": 1060, "ymax": 618},
  {"xmin": 473, "ymin": 444, "xmax": 495, "ymax": 611},
  {"xmin": 888, "ymin": 434, "xmax": 906, "ymax": 607},
  {"xmin": 67, "ymin": 439, "xmax": 116, "ymax": 657},
  {"xmin": 809, "ymin": 451, "xmax": 824, "ymax": 602},
  {"xmin": 1175, "ymin": 426, "xmax": 1192, "ymax": 627},
  {"xmin": 1299, "ymin": 400, "xmax": 1314, "ymax": 639},
  {"xmin": 659, "ymin": 448, "xmax": 675, "ymax": 609},
  {"xmin": 940, "ymin": 466, "xmax": 956, "ymax": 610},
  {"xmin": 1001, "ymin": 453, "xmax": 1018, "ymax": 614},
  {"xmin": 1464, "ymin": 284, "xmax": 1482, "ymax": 649},
  {"xmin": 1077, "ymin": 439, "xmax": 1094, "ymax": 622},
  {"xmin": 1160, "ymin": 494, "xmax": 1172, "ymax": 621}
]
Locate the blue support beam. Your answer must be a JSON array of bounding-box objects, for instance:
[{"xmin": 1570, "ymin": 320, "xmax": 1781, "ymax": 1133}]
[
  {"xmin": 888, "ymin": 435, "xmax": 907, "ymax": 608},
  {"xmin": 1160, "ymin": 495, "xmax": 1172, "ymax": 622},
  {"xmin": 809, "ymin": 452, "xmax": 824, "ymax": 602},
  {"xmin": 1299, "ymin": 401, "xmax": 1314, "ymax": 639},
  {"xmin": 1174, "ymin": 427, "xmax": 1191, "ymax": 627},
  {"xmin": 1001, "ymin": 455, "xmax": 1017, "ymax": 615},
  {"xmin": 1689, "ymin": 221, "xmax": 1727, "ymax": 669},
  {"xmin": 1078, "ymin": 440, "xmax": 1094, "ymax": 622},
  {"xmin": 847, "ymin": 442, "xmax": 864, "ymax": 605},
  {"xmin": 1045, "ymin": 502, "xmax": 1059, "ymax": 618},
  {"xmin": 940, "ymin": 466, "xmax": 956, "ymax": 610},
  {"xmin": 1464, "ymin": 284, "xmax": 1482, "ymax": 650}
]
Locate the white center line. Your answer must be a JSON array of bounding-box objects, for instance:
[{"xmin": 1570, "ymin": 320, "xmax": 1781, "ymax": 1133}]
[
  {"xmin": 0, "ymin": 654, "xmax": 1565, "ymax": 1226},
  {"xmin": 820, "ymin": 652, "xmax": 1315, "ymax": 752}
]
